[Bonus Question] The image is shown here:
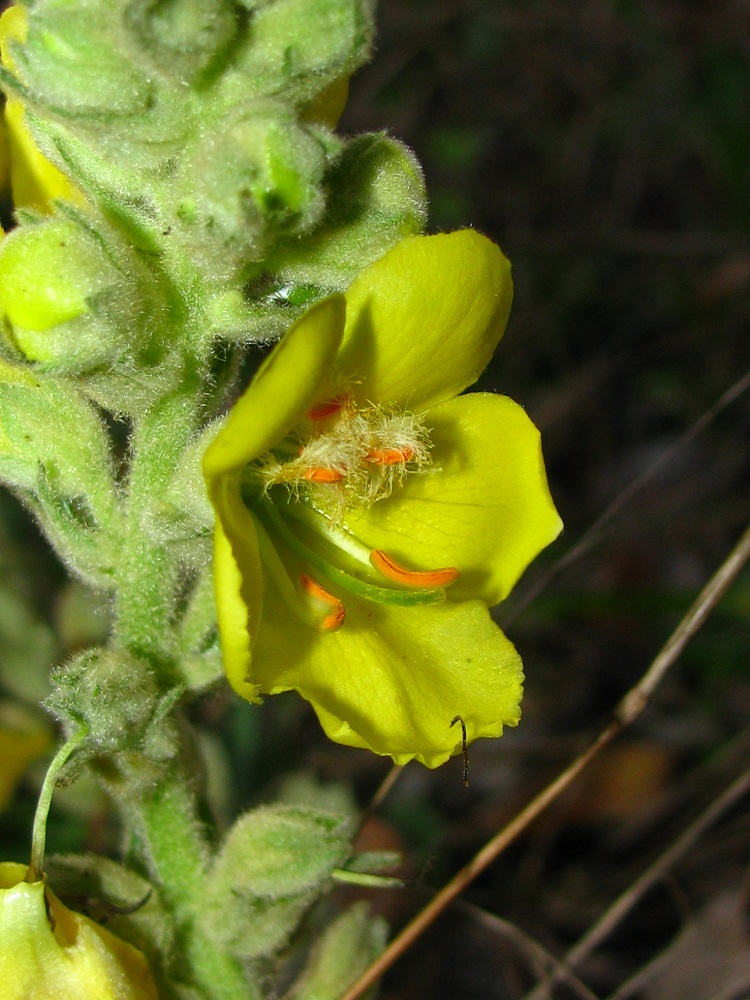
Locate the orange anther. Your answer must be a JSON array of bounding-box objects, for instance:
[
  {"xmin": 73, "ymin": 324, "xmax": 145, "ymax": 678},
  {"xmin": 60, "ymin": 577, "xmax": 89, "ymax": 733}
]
[
  {"xmin": 307, "ymin": 399, "xmax": 343, "ymax": 420},
  {"xmin": 303, "ymin": 467, "xmax": 345, "ymax": 483},
  {"xmin": 370, "ymin": 549, "xmax": 459, "ymax": 588},
  {"xmin": 365, "ymin": 446, "xmax": 414, "ymax": 465},
  {"xmin": 300, "ymin": 574, "xmax": 346, "ymax": 630}
]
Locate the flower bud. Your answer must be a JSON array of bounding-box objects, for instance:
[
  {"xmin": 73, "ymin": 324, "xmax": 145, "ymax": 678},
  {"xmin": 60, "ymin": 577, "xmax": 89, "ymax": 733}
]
[
  {"xmin": 0, "ymin": 219, "xmax": 130, "ymax": 372},
  {"xmin": 124, "ymin": 0, "xmax": 240, "ymax": 84},
  {"xmin": 46, "ymin": 649, "xmax": 179, "ymax": 765},
  {"xmin": 266, "ymin": 133, "xmax": 428, "ymax": 288},
  {"xmin": 231, "ymin": 0, "xmax": 374, "ymax": 103},
  {"xmin": 0, "ymin": 861, "xmax": 159, "ymax": 999},
  {"xmin": 5, "ymin": 4, "xmax": 153, "ymax": 120},
  {"xmin": 178, "ymin": 106, "xmax": 331, "ymax": 280}
]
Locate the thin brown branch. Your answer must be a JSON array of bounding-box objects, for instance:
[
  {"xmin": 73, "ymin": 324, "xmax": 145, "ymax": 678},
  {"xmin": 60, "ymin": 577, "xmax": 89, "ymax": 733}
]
[
  {"xmin": 338, "ymin": 520, "xmax": 750, "ymax": 1000},
  {"xmin": 605, "ymin": 946, "xmax": 677, "ymax": 1000},
  {"xmin": 525, "ymin": 766, "xmax": 750, "ymax": 1000},
  {"xmin": 459, "ymin": 902, "xmax": 602, "ymax": 1000},
  {"xmin": 706, "ymin": 973, "xmax": 750, "ymax": 1000},
  {"xmin": 354, "ymin": 764, "xmax": 403, "ymax": 841}
]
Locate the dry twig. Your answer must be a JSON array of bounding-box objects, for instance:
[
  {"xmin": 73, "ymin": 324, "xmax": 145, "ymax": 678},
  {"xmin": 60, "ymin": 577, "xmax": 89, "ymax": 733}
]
[{"xmin": 525, "ymin": 767, "xmax": 750, "ymax": 1000}]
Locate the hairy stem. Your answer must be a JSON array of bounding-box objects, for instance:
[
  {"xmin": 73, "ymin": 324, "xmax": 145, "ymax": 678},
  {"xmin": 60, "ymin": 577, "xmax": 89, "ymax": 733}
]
[
  {"xmin": 131, "ymin": 764, "xmax": 258, "ymax": 1000},
  {"xmin": 27, "ymin": 725, "xmax": 89, "ymax": 881}
]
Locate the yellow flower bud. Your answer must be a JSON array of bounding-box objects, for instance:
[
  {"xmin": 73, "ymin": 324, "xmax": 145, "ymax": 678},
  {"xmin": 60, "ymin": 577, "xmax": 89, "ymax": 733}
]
[{"xmin": 0, "ymin": 862, "xmax": 159, "ymax": 1000}]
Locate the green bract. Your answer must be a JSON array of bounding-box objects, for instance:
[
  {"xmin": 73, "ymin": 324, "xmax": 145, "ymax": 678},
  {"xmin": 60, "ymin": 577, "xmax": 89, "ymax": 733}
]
[{"xmin": 203, "ymin": 230, "xmax": 563, "ymax": 767}]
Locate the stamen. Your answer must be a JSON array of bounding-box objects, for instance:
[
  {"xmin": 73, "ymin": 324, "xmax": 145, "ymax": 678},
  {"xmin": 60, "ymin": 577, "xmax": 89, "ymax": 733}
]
[
  {"xmin": 300, "ymin": 574, "xmax": 345, "ymax": 631},
  {"xmin": 303, "ymin": 467, "xmax": 345, "ymax": 483},
  {"xmin": 365, "ymin": 446, "xmax": 415, "ymax": 465},
  {"xmin": 307, "ymin": 399, "xmax": 343, "ymax": 420},
  {"xmin": 370, "ymin": 549, "xmax": 459, "ymax": 588}
]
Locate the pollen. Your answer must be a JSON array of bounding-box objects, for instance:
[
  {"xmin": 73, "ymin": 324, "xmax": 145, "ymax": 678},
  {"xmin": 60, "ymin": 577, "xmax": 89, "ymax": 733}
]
[
  {"xmin": 365, "ymin": 446, "xmax": 415, "ymax": 465},
  {"xmin": 307, "ymin": 398, "xmax": 344, "ymax": 420},
  {"xmin": 254, "ymin": 395, "xmax": 432, "ymax": 517}
]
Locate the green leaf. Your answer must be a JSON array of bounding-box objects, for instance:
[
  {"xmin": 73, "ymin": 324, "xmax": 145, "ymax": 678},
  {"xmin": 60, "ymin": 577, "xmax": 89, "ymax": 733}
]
[
  {"xmin": 286, "ymin": 903, "xmax": 387, "ymax": 1000},
  {"xmin": 204, "ymin": 805, "xmax": 351, "ymax": 960}
]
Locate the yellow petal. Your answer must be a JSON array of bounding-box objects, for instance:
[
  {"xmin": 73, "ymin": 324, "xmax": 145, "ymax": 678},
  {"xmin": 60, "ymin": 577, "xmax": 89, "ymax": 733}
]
[
  {"xmin": 251, "ymin": 585, "xmax": 523, "ymax": 768},
  {"xmin": 337, "ymin": 230, "xmax": 513, "ymax": 410},
  {"xmin": 300, "ymin": 77, "xmax": 350, "ymax": 130},
  {"xmin": 203, "ymin": 295, "xmax": 345, "ymax": 478},
  {"xmin": 0, "ymin": 862, "xmax": 159, "ymax": 999},
  {"xmin": 348, "ymin": 392, "xmax": 563, "ymax": 606},
  {"xmin": 5, "ymin": 100, "xmax": 82, "ymax": 211},
  {"xmin": 210, "ymin": 473, "xmax": 264, "ymax": 702}
]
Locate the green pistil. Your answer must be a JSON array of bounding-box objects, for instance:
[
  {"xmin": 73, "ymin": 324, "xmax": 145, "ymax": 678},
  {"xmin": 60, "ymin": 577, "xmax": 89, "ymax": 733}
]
[
  {"xmin": 252, "ymin": 497, "xmax": 445, "ymax": 608},
  {"xmin": 283, "ymin": 500, "xmax": 373, "ymax": 568}
]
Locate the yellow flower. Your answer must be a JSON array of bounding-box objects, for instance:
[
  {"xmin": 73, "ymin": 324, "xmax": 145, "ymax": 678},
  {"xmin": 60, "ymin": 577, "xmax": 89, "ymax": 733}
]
[
  {"xmin": 0, "ymin": 5, "xmax": 82, "ymax": 212},
  {"xmin": 0, "ymin": 861, "xmax": 159, "ymax": 999},
  {"xmin": 204, "ymin": 231, "xmax": 562, "ymax": 767}
]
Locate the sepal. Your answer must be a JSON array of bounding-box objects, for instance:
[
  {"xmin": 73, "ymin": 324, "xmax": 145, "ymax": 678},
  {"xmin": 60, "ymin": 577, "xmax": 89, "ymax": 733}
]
[
  {"xmin": 204, "ymin": 805, "xmax": 350, "ymax": 960},
  {"xmin": 285, "ymin": 903, "xmax": 387, "ymax": 1000},
  {"xmin": 221, "ymin": 0, "xmax": 374, "ymax": 107},
  {"xmin": 265, "ymin": 133, "xmax": 428, "ymax": 291},
  {"xmin": 174, "ymin": 104, "xmax": 335, "ymax": 283},
  {"xmin": 123, "ymin": 0, "xmax": 240, "ymax": 85}
]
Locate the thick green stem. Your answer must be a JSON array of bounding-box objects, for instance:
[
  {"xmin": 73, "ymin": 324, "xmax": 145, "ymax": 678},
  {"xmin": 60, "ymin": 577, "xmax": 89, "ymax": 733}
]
[
  {"xmin": 114, "ymin": 390, "xmax": 199, "ymax": 663},
  {"xmin": 133, "ymin": 766, "xmax": 258, "ymax": 1000},
  {"xmin": 112, "ymin": 388, "xmax": 255, "ymax": 998}
]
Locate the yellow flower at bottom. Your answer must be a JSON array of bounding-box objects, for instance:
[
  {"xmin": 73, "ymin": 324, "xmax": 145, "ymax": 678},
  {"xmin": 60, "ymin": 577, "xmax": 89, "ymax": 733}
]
[
  {"xmin": 0, "ymin": 862, "xmax": 158, "ymax": 1000},
  {"xmin": 204, "ymin": 231, "xmax": 562, "ymax": 767}
]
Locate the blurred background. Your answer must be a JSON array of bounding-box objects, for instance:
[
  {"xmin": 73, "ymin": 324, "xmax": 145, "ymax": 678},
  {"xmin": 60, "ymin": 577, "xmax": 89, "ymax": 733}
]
[{"xmin": 2, "ymin": 2, "xmax": 749, "ymax": 998}]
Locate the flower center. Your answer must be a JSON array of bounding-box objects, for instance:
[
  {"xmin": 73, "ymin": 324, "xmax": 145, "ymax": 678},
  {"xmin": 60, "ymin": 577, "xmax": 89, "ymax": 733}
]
[
  {"xmin": 241, "ymin": 394, "xmax": 460, "ymax": 633},
  {"xmin": 255, "ymin": 393, "xmax": 432, "ymax": 518}
]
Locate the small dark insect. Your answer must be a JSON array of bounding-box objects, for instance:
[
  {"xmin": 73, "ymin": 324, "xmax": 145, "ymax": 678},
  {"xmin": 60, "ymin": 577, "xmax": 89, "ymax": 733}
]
[{"xmin": 450, "ymin": 715, "xmax": 470, "ymax": 787}]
